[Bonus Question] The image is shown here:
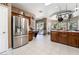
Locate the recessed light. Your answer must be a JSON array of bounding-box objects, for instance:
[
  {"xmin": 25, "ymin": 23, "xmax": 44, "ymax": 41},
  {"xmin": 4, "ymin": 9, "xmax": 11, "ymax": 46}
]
[{"xmin": 39, "ymin": 10, "xmax": 43, "ymax": 13}]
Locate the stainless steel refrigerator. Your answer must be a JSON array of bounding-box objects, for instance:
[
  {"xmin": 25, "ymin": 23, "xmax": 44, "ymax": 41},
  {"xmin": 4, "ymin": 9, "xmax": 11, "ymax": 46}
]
[{"xmin": 12, "ymin": 16, "xmax": 28, "ymax": 48}]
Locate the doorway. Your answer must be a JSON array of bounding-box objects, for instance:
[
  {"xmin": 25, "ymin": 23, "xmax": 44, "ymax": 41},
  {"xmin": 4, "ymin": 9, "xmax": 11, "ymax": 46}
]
[
  {"xmin": 36, "ymin": 18, "xmax": 47, "ymax": 35},
  {"xmin": 0, "ymin": 5, "xmax": 8, "ymax": 53}
]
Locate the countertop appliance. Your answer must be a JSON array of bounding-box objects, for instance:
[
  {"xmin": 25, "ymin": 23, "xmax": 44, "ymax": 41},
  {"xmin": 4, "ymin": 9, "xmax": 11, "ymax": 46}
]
[{"xmin": 12, "ymin": 16, "xmax": 28, "ymax": 48}]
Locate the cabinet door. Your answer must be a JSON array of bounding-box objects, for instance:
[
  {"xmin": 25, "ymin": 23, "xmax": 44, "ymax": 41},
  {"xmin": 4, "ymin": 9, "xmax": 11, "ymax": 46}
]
[
  {"xmin": 0, "ymin": 6, "xmax": 8, "ymax": 53},
  {"xmin": 68, "ymin": 37, "xmax": 77, "ymax": 47},
  {"xmin": 29, "ymin": 32, "xmax": 33, "ymax": 41},
  {"xmin": 51, "ymin": 32, "xmax": 58, "ymax": 42},
  {"xmin": 68, "ymin": 33, "xmax": 78, "ymax": 47},
  {"xmin": 59, "ymin": 32, "xmax": 68, "ymax": 44},
  {"xmin": 76, "ymin": 39, "xmax": 79, "ymax": 48}
]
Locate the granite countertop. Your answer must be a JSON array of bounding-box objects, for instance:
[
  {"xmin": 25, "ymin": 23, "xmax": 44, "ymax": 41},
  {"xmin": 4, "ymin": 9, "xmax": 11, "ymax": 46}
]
[{"xmin": 51, "ymin": 30, "xmax": 79, "ymax": 33}]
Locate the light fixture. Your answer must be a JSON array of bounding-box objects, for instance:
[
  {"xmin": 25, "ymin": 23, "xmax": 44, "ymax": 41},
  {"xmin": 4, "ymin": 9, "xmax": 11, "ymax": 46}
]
[
  {"xmin": 39, "ymin": 10, "xmax": 43, "ymax": 13},
  {"xmin": 73, "ymin": 3, "xmax": 79, "ymax": 17},
  {"xmin": 73, "ymin": 3, "xmax": 79, "ymax": 11},
  {"xmin": 75, "ymin": 8, "xmax": 79, "ymax": 10},
  {"xmin": 76, "ymin": 3, "xmax": 78, "ymax": 11}
]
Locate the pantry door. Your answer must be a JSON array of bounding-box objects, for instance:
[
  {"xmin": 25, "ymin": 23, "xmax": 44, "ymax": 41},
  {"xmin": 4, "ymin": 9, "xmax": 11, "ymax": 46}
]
[{"xmin": 0, "ymin": 6, "xmax": 8, "ymax": 53}]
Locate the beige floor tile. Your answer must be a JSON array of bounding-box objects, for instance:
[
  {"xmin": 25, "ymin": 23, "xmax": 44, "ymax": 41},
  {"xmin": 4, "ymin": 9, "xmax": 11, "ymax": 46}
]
[{"xmin": 1, "ymin": 34, "xmax": 79, "ymax": 55}]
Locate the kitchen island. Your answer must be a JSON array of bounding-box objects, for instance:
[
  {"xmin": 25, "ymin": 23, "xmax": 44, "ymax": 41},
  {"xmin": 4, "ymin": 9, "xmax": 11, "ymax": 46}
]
[{"xmin": 51, "ymin": 30, "xmax": 79, "ymax": 48}]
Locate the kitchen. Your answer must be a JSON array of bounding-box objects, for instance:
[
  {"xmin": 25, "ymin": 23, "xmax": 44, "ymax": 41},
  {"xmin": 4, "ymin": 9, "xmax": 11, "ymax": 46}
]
[{"xmin": 0, "ymin": 3, "xmax": 79, "ymax": 55}]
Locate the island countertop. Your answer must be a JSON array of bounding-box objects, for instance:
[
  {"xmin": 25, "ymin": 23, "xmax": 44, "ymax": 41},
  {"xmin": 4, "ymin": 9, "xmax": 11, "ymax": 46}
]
[{"xmin": 51, "ymin": 30, "xmax": 79, "ymax": 33}]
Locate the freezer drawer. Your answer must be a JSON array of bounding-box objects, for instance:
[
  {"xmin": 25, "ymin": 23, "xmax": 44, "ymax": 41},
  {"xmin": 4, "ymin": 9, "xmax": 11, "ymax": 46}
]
[
  {"xmin": 13, "ymin": 36, "xmax": 22, "ymax": 48},
  {"xmin": 13, "ymin": 35, "xmax": 28, "ymax": 48},
  {"xmin": 21, "ymin": 35, "xmax": 28, "ymax": 45}
]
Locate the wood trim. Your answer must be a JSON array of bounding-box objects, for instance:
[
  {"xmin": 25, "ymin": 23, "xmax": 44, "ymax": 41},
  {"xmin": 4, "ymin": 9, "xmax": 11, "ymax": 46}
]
[{"xmin": 8, "ymin": 4, "xmax": 12, "ymax": 48}]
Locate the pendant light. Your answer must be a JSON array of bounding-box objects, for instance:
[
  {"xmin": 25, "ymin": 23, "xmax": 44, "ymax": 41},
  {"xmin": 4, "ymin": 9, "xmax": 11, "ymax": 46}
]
[
  {"xmin": 76, "ymin": 3, "xmax": 78, "ymax": 11},
  {"xmin": 74, "ymin": 3, "xmax": 79, "ymax": 12},
  {"xmin": 64, "ymin": 3, "xmax": 68, "ymax": 19},
  {"xmin": 72, "ymin": 3, "xmax": 79, "ymax": 17},
  {"xmin": 58, "ymin": 6, "xmax": 63, "ymax": 22}
]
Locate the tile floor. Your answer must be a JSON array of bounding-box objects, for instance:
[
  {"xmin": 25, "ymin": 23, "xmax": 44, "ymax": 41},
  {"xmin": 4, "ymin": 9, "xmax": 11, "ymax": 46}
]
[{"xmin": 1, "ymin": 34, "xmax": 79, "ymax": 55}]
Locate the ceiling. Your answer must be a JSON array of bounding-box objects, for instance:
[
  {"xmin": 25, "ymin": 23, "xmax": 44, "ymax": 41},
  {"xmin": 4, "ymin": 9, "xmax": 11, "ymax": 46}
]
[
  {"xmin": 12, "ymin": 3, "xmax": 45, "ymax": 18},
  {"xmin": 12, "ymin": 3, "xmax": 79, "ymax": 19}
]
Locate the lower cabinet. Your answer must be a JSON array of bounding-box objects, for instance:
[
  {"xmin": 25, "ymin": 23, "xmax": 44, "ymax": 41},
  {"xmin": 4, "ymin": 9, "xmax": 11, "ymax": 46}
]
[
  {"xmin": 51, "ymin": 31, "xmax": 58, "ymax": 42},
  {"xmin": 68, "ymin": 32, "xmax": 79, "ymax": 47},
  {"xmin": 28, "ymin": 31, "xmax": 33, "ymax": 41},
  {"xmin": 58, "ymin": 32, "xmax": 68, "ymax": 45},
  {"xmin": 68, "ymin": 38, "xmax": 77, "ymax": 47},
  {"xmin": 77, "ymin": 39, "xmax": 79, "ymax": 47},
  {"xmin": 51, "ymin": 31, "xmax": 79, "ymax": 48}
]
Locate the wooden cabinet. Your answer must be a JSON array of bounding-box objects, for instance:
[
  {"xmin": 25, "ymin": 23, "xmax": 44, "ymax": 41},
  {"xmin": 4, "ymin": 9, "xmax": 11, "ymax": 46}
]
[
  {"xmin": 77, "ymin": 39, "xmax": 79, "ymax": 48},
  {"xmin": 68, "ymin": 32, "xmax": 79, "ymax": 47},
  {"xmin": 51, "ymin": 31, "xmax": 79, "ymax": 48},
  {"xmin": 51, "ymin": 31, "xmax": 58, "ymax": 42},
  {"xmin": 58, "ymin": 32, "xmax": 68, "ymax": 44},
  {"xmin": 28, "ymin": 31, "xmax": 33, "ymax": 41}
]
